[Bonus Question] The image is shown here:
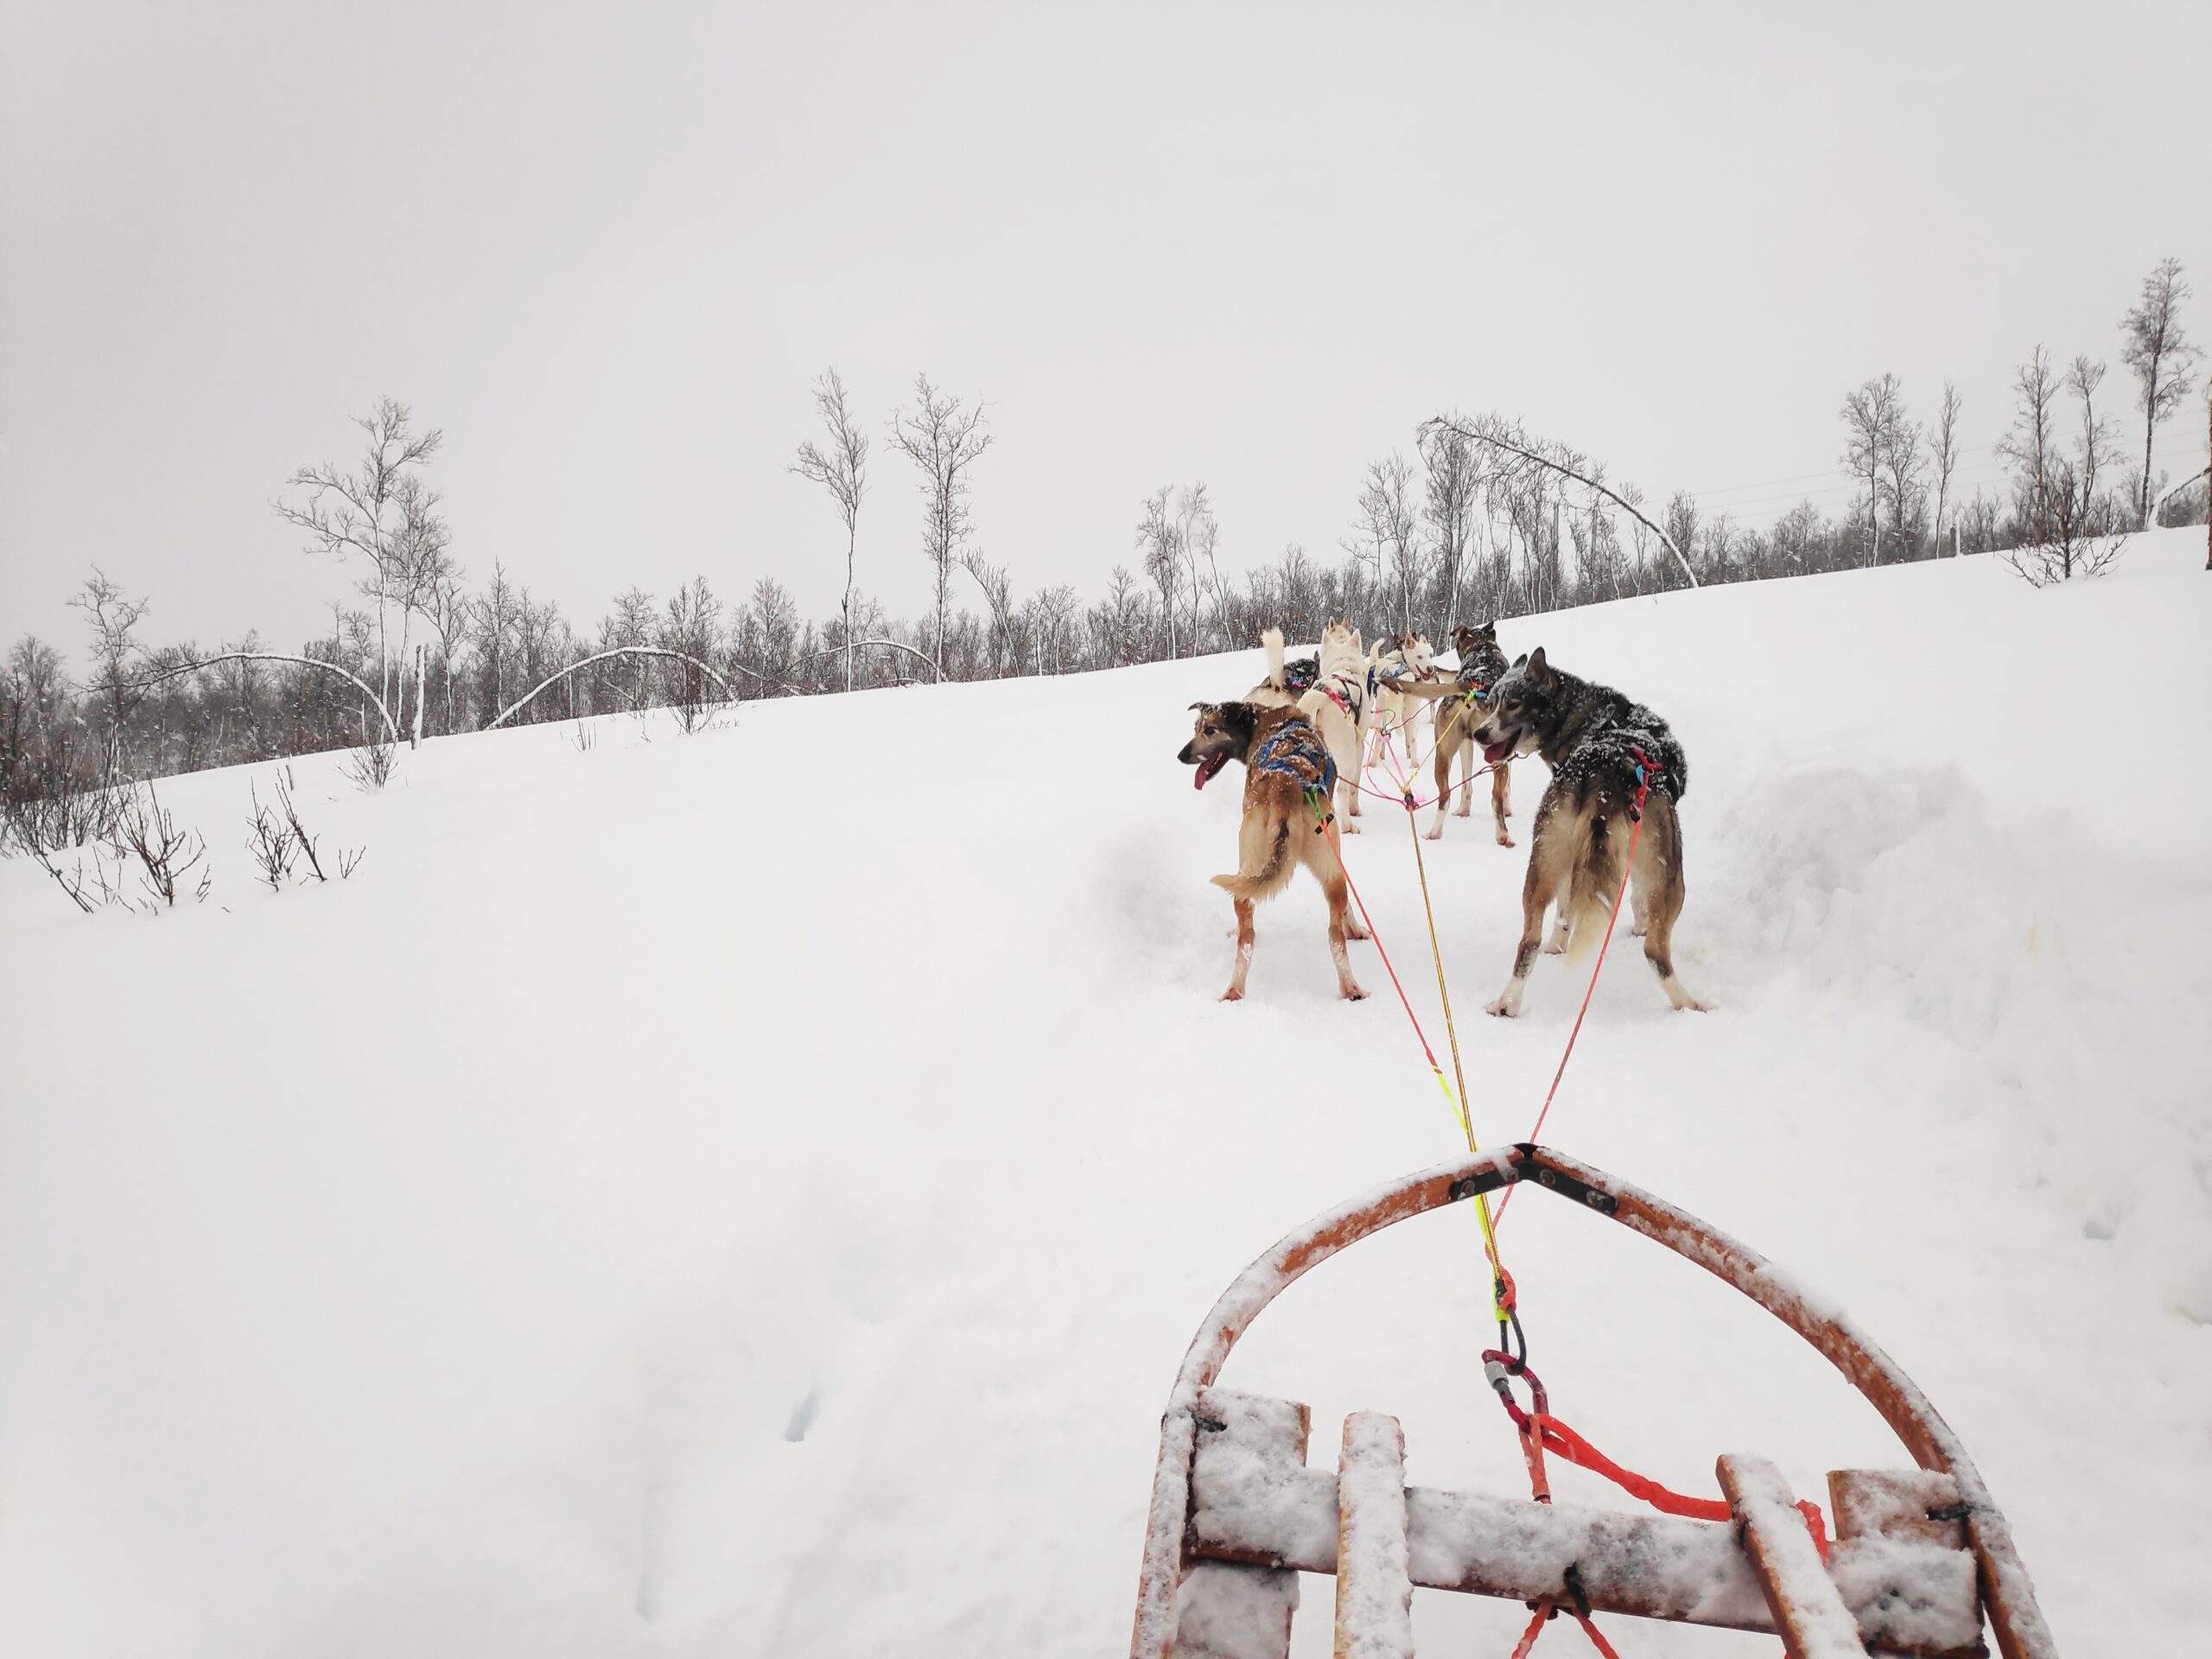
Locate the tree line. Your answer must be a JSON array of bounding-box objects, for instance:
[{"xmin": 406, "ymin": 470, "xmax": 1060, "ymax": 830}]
[{"xmin": 4, "ymin": 261, "xmax": 2205, "ymax": 845}]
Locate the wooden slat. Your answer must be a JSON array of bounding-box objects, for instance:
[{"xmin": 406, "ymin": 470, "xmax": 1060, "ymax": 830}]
[
  {"xmin": 1718, "ymin": 1453, "xmax": 1869, "ymax": 1659},
  {"xmin": 1829, "ymin": 1469, "xmax": 1971, "ymax": 1551},
  {"xmin": 1334, "ymin": 1413, "xmax": 1414, "ymax": 1659}
]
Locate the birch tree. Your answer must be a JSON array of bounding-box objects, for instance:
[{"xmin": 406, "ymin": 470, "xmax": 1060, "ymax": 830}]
[
  {"xmin": 889, "ymin": 375, "xmax": 991, "ymax": 680},
  {"xmin": 276, "ymin": 398, "xmax": 448, "ymax": 736},
  {"xmin": 791, "ymin": 368, "xmax": 870, "ymax": 692},
  {"xmin": 2119, "ymin": 257, "xmax": 2202, "ymax": 527},
  {"xmin": 1931, "ymin": 382, "xmax": 1963, "ymax": 554},
  {"xmin": 1135, "ymin": 486, "xmax": 1184, "ymax": 658},
  {"xmin": 1840, "ymin": 374, "xmax": 1907, "ymax": 564}
]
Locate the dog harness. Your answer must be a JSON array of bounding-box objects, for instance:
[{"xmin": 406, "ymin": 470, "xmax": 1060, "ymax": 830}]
[
  {"xmin": 1251, "ymin": 718, "xmax": 1338, "ymax": 798},
  {"xmin": 1281, "ymin": 656, "xmax": 1320, "ymax": 694},
  {"xmin": 1315, "ymin": 671, "xmax": 1368, "ymax": 726}
]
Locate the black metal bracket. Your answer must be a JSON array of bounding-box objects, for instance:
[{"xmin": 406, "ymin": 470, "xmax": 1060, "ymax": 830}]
[
  {"xmin": 1448, "ymin": 1157, "xmax": 1518, "ymax": 1205},
  {"xmin": 1517, "ymin": 1145, "xmax": 1619, "ymax": 1215}
]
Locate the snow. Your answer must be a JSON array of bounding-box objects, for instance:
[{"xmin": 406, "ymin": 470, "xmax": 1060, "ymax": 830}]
[{"xmin": 3, "ymin": 530, "xmax": 2209, "ymax": 1656}]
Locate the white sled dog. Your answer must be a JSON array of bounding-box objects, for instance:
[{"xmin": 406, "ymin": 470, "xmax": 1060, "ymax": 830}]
[
  {"xmin": 1260, "ymin": 621, "xmax": 1373, "ymax": 832},
  {"xmin": 1363, "ymin": 632, "xmax": 1438, "ymax": 771}
]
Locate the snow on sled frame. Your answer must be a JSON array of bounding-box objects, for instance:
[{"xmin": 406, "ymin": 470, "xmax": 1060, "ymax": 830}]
[{"xmin": 1128, "ymin": 1143, "xmax": 2058, "ymax": 1659}]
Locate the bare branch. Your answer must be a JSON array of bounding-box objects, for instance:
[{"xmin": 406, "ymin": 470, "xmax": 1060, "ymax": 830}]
[
  {"xmin": 121, "ymin": 652, "xmax": 400, "ymax": 741},
  {"xmin": 1421, "ymin": 414, "xmax": 1700, "ymax": 588},
  {"xmin": 484, "ymin": 645, "xmax": 764, "ymax": 731}
]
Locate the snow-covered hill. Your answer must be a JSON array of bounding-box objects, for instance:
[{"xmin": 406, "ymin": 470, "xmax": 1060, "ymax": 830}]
[{"xmin": 4, "ymin": 531, "xmax": 2209, "ymax": 1656}]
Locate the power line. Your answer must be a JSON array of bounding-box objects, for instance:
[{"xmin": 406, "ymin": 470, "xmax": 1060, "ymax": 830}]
[{"xmin": 1691, "ymin": 442, "xmax": 2208, "ymax": 522}]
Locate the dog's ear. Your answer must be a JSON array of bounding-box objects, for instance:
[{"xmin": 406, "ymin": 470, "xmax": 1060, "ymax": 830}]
[
  {"xmin": 1476, "ymin": 622, "xmax": 1497, "ymax": 641},
  {"xmin": 1511, "ymin": 652, "xmax": 1528, "ymax": 668},
  {"xmin": 1527, "ymin": 647, "xmax": 1552, "ymax": 685}
]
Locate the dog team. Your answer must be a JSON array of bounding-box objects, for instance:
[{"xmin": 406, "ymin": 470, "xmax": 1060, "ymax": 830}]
[{"xmin": 1178, "ymin": 620, "xmax": 1710, "ymax": 1016}]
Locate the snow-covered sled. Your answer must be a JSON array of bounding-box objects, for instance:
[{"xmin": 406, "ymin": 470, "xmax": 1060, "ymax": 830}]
[{"xmin": 1128, "ymin": 1145, "xmax": 2056, "ymax": 1659}]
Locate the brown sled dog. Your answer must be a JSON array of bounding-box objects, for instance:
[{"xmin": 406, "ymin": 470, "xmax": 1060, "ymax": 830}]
[
  {"xmin": 1178, "ymin": 701, "xmax": 1368, "ymax": 1001},
  {"xmin": 1382, "ymin": 622, "xmax": 1515, "ymax": 846},
  {"xmin": 1463, "ymin": 647, "xmax": 1710, "ymax": 1018}
]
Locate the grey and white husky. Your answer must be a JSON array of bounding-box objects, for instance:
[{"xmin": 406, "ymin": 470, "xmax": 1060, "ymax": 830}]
[{"xmin": 1463, "ymin": 647, "xmax": 1710, "ymax": 1017}]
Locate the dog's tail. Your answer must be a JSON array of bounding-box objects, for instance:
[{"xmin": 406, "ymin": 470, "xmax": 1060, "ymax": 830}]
[
  {"xmin": 1563, "ymin": 804, "xmax": 1632, "ymax": 964},
  {"xmin": 1212, "ymin": 812, "xmax": 1297, "ymax": 904},
  {"xmin": 1262, "ymin": 626, "xmax": 1287, "ymax": 692}
]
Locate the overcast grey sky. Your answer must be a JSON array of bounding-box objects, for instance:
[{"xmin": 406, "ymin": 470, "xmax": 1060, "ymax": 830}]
[{"xmin": 3, "ymin": 1, "xmax": 2207, "ymax": 661}]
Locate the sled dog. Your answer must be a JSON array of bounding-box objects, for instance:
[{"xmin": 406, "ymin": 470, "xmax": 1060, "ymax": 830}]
[
  {"xmin": 1363, "ymin": 632, "xmax": 1438, "ymax": 771},
  {"xmin": 1462, "ymin": 647, "xmax": 1709, "ymax": 1017},
  {"xmin": 1255, "ymin": 621, "xmax": 1373, "ymax": 831},
  {"xmin": 1246, "ymin": 636, "xmax": 1319, "ymax": 708},
  {"xmin": 1382, "ymin": 622, "xmax": 1516, "ymax": 847},
  {"xmin": 1178, "ymin": 700, "xmax": 1367, "ymax": 1002}
]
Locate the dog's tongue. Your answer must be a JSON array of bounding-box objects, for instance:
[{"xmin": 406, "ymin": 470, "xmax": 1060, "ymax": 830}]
[
  {"xmin": 1482, "ymin": 738, "xmax": 1513, "ymax": 766},
  {"xmin": 1192, "ymin": 754, "xmax": 1224, "ymax": 791}
]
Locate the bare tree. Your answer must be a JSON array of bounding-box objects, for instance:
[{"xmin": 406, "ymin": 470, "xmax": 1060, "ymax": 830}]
[
  {"xmin": 888, "ymin": 375, "xmax": 991, "ymax": 680},
  {"xmin": 2120, "ymin": 257, "xmax": 2202, "ymax": 527},
  {"xmin": 276, "ymin": 398, "xmax": 448, "ymax": 740},
  {"xmin": 1420, "ymin": 425, "xmax": 1481, "ymax": 622},
  {"xmin": 1879, "ymin": 402, "xmax": 1929, "ymax": 559},
  {"xmin": 1346, "ymin": 454, "xmax": 1421, "ymax": 635},
  {"xmin": 473, "ymin": 563, "xmax": 522, "ymax": 723},
  {"xmin": 68, "ymin": 568, "xmax": 149, "ymax": 777},
  {"xmin": 791, "ymin": 367, "xmax": 870, "ymax": 692},
  {"xmin": 1135, "ymin": 486, "xmax": 1185, "ymax": 658},
  {"xmin": 1930, "ymin": 381, "xmax": 1964, "ymax": 554},
  {"xmin": 1662, "ymin": 492, "xmax": 1700, "ymax": 583},
  {"xmin": 1840, "ymin": 373, "xmax": 1908, "ymax": 564},
  {"xmin": 2066, "ymin": 353, "xmax": 2117, "ymax": 512},
  {"xmin": 1178, "ymin": 482, "xmax": 1224, "ymax": 652},
  {"xmin": 1996, "ymin": 346, "xmax": 2062, "ymax": 546},
  {"xmin": 659, "ymin": 575, "xmax": 727, "ymax": 730},
  {"xmin": 1999, "ymin": 346, "xmax": 2127, "ymax": 583},
  {"xmin": 424, "ymin": 568, "xmax": 473, "ymax": 731}
]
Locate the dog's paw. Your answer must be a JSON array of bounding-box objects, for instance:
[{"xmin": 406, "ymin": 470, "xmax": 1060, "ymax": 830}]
[
  {"xmin": 1220, "ymin": 986, "xmax": 1245, "ymax": 1003},
  {"xmin": 1343, "ymin": 984, "xmax": 1369, "ymax": 1001},
  {"xmin": 1542, "ymin": 938, "xmax": 1567, "ymax": 956},
  {"xmin": 1423, "ymin": 823, "xmax": 1444, "ymax": 841},
  {"xmin": 1484, "ymin": 994, "xmax": 1519, "ymax": 1018},
  {"xmin": 1675, "ymin": 995, "xmax": 1714, "ymax": 1013},
  {"xmin": 1630, "ymin": 924, "xmax": 1649, "ymax": 938},
  {"xmin": 1495, "ymin": 832, "xmax": 1516, "ymax": 849},
  {"xmin": 1345, "ymin": 920, "xmax": 1370, "ymax": 942}
]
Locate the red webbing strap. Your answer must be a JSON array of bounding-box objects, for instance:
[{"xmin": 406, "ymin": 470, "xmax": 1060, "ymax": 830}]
[
  {"xmin": 1509, "ymin": 1602, "xmax": 1624, "ymax": 1659},
  {"xmin": 1536, "ymin": 1414, "xmax": 1829, "ymax": 1560}
]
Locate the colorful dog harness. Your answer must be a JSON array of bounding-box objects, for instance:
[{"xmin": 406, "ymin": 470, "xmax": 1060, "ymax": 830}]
[{"xmin": 1251, "ymin": 717, "xmax": 1338, "ymax": 798}]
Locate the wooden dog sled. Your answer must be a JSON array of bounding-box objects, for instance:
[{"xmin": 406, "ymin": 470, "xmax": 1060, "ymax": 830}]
[{"xmin": 1128, "ymin": 1145, "xmax": 2057, "ymax": 1659}]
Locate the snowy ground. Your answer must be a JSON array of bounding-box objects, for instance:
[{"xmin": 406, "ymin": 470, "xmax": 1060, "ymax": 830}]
[{"xmin": 3, "ymin": 531, "xmax": 2209, "ymax": 1657}]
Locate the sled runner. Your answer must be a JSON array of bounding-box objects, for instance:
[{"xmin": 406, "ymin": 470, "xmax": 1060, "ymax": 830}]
[{"xmin": 1128, "ymin": 1145, "xmax": 2056, "ymax": 1659}]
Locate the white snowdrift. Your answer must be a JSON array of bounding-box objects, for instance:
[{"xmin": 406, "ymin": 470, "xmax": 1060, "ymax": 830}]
[{"xmin": 3, "ymin": 530, "xmax": 2208, "ymax": 1656}]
